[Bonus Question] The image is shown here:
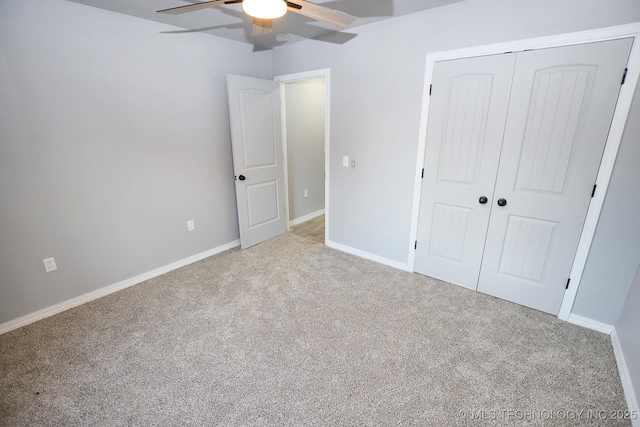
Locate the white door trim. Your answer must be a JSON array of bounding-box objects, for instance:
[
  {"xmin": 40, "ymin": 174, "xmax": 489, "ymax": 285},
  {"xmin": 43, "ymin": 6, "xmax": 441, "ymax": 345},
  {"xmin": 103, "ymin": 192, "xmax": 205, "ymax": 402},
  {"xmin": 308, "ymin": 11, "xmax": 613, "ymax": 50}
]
[
  {"xmin": 409, "ymin": 23, "xmax": 640, "ymax": 321},
  {"xmin": 274, "ymin": 69, "xmax": 331, "ymax": 243}
]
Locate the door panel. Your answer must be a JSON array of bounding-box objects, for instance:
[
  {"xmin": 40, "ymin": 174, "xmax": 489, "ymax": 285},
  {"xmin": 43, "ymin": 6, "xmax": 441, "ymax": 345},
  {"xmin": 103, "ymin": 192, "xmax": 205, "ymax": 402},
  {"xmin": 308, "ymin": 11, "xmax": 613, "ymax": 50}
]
[
  {"xmin": 246, "ymin": 180, "xmax": 280, "ymax": 227},
  {"xmin": 227, "ymin": 75, "xmax": 286, "ymax": 249},
  {"xmin": 239, "ymin": 89, "xmax": 278, "ymax": 168},
  {"xmin": 429, "ymin": 203, "xmax": 472, "ymax": 262},
  {"xmin": 414, "ymin": 54, "xmax": 517, "ymax": 289},
  {"xmin": 438, "ymin": 74, "xmax": 495, "ymax": 184},
  {"xmin": 477, "ymin": 38, "xmax": 633, "ymax": 314},
  {"xmin": 497, "ymin": 215, "xmax": 557, "ymax": 282},
  {"xmin": 514, "ymin": 66, "xmax": 596, "ymax": 193}
]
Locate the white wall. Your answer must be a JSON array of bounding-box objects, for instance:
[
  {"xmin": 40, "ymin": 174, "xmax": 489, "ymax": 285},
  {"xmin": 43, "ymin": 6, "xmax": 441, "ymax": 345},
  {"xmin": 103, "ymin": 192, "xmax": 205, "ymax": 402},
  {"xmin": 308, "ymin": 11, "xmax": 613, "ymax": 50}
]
[
  {"xmin": 0, "ymin": 0, "xmax": 271, "ymax": 324},
  {"xmin": 271, "ymin": 0, "xmax": 640, "ymax": 266},
  {"xmin": 284, "ymin": 78, "xmax": 325, "ymax": 222},
  {"xmin": 572, "ymin": 83, "xmax": 640, "ymax": 325},
  {"xmin": 614, "ymin": 260, "xmax": 640, "ymax": 417}
]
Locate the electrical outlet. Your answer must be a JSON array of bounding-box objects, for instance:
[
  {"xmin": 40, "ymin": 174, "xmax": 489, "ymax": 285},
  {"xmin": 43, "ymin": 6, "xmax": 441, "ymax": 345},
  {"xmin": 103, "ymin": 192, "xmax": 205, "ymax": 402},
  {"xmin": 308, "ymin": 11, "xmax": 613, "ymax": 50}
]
[
  {"xmin": 187, "ymin": 220, "xmax": 195, "ymax": 231},
  {"xmin": 43, "ymin": 257, "xmax": 57, "ymax": 272},
  {"xmin": 350, "ymin": 159, "xmax": 356, "ymax": 168},
  {"xmin": 304, "ymin": 189, "xmax": 308, "ymax": 198}
]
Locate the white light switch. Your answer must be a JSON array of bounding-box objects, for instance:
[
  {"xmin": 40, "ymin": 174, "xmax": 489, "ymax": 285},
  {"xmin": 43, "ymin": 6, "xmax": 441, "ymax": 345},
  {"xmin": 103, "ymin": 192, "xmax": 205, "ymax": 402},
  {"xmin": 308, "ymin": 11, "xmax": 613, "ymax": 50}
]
[
  {"xmin": 304, "ymin": 189, "xmax": 308, "ymax": 198},
  {"xmin": 187, "ymin": 220, "xmax": 195, "ymax": 231},
  {"xmin": 343, "ymin": 156, "xmax": 349, "ymax": 167}
]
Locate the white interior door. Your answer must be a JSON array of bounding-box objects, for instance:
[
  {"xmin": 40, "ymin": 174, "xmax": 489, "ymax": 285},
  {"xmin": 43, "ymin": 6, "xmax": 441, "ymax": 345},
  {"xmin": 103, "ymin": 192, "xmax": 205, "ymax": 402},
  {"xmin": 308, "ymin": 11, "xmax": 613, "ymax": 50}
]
[
  {"xmin": 414, "ymin": 54, "xmax": 516, "ymax": 289},
  {"xmin": 227, "ymin": 74, "xmax": 286, "ymax": 249},
  {"xmin": 477, "ymin": 39, "xmax": 633, "ymax": 314}
]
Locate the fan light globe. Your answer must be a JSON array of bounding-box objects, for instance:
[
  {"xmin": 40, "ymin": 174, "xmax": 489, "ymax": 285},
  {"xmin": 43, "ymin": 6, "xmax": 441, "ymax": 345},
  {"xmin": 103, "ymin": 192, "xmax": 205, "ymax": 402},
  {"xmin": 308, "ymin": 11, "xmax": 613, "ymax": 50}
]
[{"xmin": 242, "ymin": 0, "xmax": 287, "ymax": 19}]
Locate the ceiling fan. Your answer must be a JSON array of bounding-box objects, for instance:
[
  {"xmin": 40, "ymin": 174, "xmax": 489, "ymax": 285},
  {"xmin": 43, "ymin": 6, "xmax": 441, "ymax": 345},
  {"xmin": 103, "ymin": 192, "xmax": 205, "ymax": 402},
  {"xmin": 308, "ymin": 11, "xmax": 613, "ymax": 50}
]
[{"xmin": 158, "ymin": 0, "xmax": 358, "ymax": 36}]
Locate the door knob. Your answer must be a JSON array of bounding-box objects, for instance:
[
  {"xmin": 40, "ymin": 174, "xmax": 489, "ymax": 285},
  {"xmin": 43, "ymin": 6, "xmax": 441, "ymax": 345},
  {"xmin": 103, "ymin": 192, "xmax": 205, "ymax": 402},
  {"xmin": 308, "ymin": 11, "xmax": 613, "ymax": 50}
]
[
  {"xmin": 238, "ymin": 175, "xmax": 246, "ymax": 181},
  {"xmin": 497, "ymin": 198, "xmax": 507, "ymax": 206},
  {"xmin": 479, "ymin": 196, "xmax": 488, "ymax": 204}
]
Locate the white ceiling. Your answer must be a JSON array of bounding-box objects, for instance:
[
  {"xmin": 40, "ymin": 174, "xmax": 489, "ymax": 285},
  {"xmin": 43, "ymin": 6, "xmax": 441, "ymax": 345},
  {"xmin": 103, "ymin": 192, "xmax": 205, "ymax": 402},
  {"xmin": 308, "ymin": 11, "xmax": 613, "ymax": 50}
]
[{"xmin": 68, "ymin": 0, "xmax": 464, "ymax": 49}]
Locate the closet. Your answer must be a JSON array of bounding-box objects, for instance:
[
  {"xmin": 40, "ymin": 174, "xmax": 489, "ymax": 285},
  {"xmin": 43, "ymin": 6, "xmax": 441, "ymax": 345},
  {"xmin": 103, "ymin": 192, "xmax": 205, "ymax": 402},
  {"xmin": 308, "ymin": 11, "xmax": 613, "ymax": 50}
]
[{"xmin": 414, "ymin": 38, "xmax": 633, "ymax": 315}]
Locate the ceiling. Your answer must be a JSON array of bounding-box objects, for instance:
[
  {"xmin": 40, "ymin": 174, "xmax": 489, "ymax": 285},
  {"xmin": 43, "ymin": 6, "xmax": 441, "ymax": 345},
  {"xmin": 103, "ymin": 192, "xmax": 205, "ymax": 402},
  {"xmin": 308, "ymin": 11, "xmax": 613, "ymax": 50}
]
[{"xmin": 68, "ymin": 0, "xmax": 464, "ymax": 49}]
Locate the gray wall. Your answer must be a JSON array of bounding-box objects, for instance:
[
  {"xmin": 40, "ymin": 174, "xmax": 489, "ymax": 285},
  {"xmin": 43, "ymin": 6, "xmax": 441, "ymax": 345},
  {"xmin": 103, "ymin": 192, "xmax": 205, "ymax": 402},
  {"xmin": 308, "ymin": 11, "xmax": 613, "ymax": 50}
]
[
  {"xmin": 285, "ymin": 78, "xmax": 325, "ymax": 222},
  {"xmin": 271, "ymin": 0, "xmax": 640, "ymax": 264},
  {"xmin": 615, "ymin": 260, "xmax": 640, "ymax": 412},
  {"xmin": 0, "ymin": 0, "xmax": 271, "ymax": 323},
  {"xmin": 572, "ymin": 83, "xmax": 640, "ymax": 325}
]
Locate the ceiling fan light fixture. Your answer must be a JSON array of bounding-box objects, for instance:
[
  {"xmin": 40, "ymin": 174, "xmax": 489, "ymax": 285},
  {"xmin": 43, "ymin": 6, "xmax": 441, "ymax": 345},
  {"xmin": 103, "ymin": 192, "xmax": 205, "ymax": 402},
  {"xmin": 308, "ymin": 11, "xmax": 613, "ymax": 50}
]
[{"xmin": 242, "ymin": 0, "xmax": 287, "ymax": 19}]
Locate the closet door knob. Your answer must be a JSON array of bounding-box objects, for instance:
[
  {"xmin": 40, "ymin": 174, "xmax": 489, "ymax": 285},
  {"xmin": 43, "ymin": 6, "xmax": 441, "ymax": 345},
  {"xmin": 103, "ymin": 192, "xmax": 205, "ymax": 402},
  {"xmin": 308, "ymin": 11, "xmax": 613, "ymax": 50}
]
[
  {"xmin": 497, "ymin": 198, "xmax": 507, "ymax": 207},
  {"xmin": 479, "ymin": 196, "xmax": 488, "ymax": 204},
  {"xmin": 238, "ymin": 175, "xmax": 246, "ymax": 181}
]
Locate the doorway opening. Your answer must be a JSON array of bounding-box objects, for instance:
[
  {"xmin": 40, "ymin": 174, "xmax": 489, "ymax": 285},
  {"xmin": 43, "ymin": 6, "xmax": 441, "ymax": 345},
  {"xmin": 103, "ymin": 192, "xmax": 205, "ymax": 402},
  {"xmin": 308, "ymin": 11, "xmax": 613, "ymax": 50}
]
[{"xmin": 275, "ymin": 69, "xmax": 330, "ymax": 244}]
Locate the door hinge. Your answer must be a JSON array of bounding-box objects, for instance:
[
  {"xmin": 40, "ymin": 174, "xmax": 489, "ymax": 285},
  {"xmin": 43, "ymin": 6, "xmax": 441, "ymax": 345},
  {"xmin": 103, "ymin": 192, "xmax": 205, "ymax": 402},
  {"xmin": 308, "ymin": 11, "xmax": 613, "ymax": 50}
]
[
  {"xmin": 421, "ymin": 168, "xmax": 424, "ymax": 179},
  {"xmin": 415, "ymin": 240, "xmax": 418, "ymax": 250},
  {"xmin": 429, "ymin": 84, "xmax": 432, "ymax": 96},
  {"xmin": 621, "ymin": 68, "xmax": 628, "ymax": 85},
  {"xmin": 566, "ymin": 278, "xmax": 571, "ymax": 290},
  {"xmin": 591, "ymin": 184, "xmax": 597, "ymax": 198}
]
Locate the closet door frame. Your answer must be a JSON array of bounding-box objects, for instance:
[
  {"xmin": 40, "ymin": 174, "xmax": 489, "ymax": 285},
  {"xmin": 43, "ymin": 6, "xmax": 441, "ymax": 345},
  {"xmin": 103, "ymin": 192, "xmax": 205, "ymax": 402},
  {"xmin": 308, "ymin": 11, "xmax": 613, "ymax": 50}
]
[{"xmin": 409, "ymin": 22, "xmax": 640, "ymax": 322}]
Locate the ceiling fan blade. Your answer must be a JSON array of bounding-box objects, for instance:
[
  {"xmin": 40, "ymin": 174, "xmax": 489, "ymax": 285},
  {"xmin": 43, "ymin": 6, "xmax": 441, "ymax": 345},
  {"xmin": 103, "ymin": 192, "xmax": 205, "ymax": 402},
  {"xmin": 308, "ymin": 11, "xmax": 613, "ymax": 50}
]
[
  {"xmin": 252, "ymin": 18, "xmax": 273, "ymax": 36},
  {"xmin": 158, "ymin": 0, "xmax": 235, "ymax": 15},
  {"xmin": 286, "ymin": 0, "xmax": 357, "ymax": 29}
]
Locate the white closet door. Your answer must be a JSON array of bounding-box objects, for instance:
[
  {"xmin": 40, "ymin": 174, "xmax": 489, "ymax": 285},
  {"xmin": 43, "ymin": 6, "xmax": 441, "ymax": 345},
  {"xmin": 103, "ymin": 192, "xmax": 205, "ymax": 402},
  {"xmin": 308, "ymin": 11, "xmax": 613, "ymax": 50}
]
[
  {"xmin": 414, "ymin": 54, "xmax": 516, "ymax": 289},
  {"xmin": 477, "ymin": 38, "xmax": 633, "ymax": 314}
]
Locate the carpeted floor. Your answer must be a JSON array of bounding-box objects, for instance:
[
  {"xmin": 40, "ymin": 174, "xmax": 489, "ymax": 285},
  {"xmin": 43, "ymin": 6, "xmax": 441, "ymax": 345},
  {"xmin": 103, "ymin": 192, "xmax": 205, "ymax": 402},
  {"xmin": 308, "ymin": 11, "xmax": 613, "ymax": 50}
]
[{"xmin": 0, "ymin": 233, "xmax": 630, "ymax": 426}]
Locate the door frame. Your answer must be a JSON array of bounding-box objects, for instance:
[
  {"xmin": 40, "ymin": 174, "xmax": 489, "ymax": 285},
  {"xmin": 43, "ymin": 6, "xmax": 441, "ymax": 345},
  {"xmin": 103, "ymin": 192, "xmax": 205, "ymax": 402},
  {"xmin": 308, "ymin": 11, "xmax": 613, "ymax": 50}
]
[
  {"xmin": 274, "ymin": 68, "xmax": 330, "ymax": 243},
  {"xmin": 409, "ymin": 23, "xmax": 640, "ymax": 321}
]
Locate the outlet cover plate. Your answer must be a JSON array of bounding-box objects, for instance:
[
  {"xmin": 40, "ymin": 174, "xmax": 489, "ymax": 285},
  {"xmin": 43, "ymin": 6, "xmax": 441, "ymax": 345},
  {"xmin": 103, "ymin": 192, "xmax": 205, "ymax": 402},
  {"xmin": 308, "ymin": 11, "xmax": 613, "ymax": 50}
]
[{"xmin": 43, "ymin": 257, "xmax": 57, "ymax": 272}]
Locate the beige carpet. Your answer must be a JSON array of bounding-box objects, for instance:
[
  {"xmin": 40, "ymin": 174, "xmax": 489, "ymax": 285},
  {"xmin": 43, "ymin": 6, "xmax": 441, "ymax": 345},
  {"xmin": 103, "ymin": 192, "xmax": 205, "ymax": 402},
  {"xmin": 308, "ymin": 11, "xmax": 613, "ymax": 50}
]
[
  {"xmin": 0, "ymin": 233, "xmax": 630, "ymax": 426},
  {"xmin": 291, "ymin": 215, "xmax": 325, "ymax": 243}
]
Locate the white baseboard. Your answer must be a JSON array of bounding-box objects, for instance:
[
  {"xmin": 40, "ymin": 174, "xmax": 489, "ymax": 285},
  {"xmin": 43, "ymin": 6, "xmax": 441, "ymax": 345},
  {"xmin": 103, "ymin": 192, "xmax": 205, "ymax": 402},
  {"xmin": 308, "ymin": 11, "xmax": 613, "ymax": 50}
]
[
  {"xmin": 0, "ymin": 240, "xmax": 240, "ymax": 335},
  {"xmin": 611, "ymin": 328, "xmax": 640, "ymax": 427},
  {"xmin": 289, "ymin": 209, "xmax": 325, "ymax": 227},
  {"xmin": 325, "ymin": 240, "xmax": 412, "ymax": 272},
  {"xmin": 566, "ymin": 313, "xmax": 614, "ymax": 334}
]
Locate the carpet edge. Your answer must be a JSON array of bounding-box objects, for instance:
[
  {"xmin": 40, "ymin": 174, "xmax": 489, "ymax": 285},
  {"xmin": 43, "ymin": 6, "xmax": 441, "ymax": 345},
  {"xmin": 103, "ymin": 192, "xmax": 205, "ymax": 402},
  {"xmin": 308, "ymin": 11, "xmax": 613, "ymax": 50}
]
[{"xmin": 0, "ymin": 239, "xmax": 240, "ymax": 335}]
